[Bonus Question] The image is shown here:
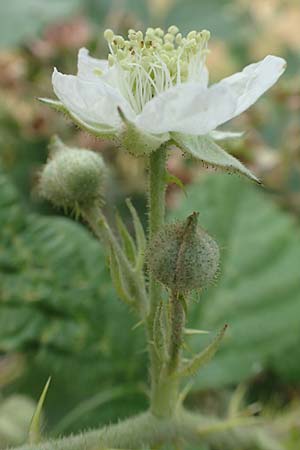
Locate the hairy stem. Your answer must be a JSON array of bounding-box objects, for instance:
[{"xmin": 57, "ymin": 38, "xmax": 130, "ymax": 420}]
[
  {"xmin": 147, "ymin": 145, "xmax": 170, "ymax": 416},
  {"xmin": 84, "ymin": 207, "xmax": 148, "ymax": 315},
  {"xmin": 168, "ymin": 292, "xmax": 185, "ymax": 373},
  {"xmin": 13, "ymin": 409, "xmax": 282, "ymax": 450}
]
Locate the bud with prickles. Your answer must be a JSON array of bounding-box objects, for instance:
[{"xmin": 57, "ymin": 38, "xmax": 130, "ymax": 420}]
[
  {"xmin": 39, "ymin": 136, "xmax": 106, "ymax": 213},
  {"xmin": 147, "ymin": 212, "xmax": 219, "ymax": 292}
]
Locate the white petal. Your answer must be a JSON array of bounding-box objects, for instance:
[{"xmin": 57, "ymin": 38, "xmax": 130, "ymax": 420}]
[
  {"xmin": 52, "ymin": 68, "xmax": 135, "ymax": 129},
  {"xmin": 210, "ymin": 130, "xmax": 244, "ymax": 140},
  {"xmin": 135, "ymin": 82, "xmax": 237, "ymax": 135},
  {"xmin": 77, "ymin": 48, "xmax": 109, "ymax": 81},
  {"xmin": 217, "ymin": 55, "xmax": 286, "ymax": 118}
]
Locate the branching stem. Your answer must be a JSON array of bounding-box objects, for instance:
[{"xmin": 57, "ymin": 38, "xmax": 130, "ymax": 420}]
[{"xmin": 13, "ymin": 409, "xmax": 278, "ymax": 450}]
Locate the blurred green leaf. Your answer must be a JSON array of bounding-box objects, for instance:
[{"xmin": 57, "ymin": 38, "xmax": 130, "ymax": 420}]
[
  {"xmin": 166, "ymin": 0, "xmax": 249, "ymax": 42},
  {"xmin": 52, "ymin": 384, "xmax": 137, "ymax": 436},
  {"xmin": 176, "ymin": 174, "xmax": 300, "ymax": 389},
  {"xmin": 0, "ymin": 166, "xmax": 146, "ymax": 429},
  {"xmin": 0, "ymin": 0, "xmax": 81, "ymax": 48},
  {"xmin": 81, "ymin": 0, "xmax": 150, "ymax": 26}
]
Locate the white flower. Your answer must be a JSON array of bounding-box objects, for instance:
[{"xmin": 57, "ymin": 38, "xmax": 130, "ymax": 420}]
[{"xmin": 41, "ymin": 26, "xmax": 286, "ymax": 181}]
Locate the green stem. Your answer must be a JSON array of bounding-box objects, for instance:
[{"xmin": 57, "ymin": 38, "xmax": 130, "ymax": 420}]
[
  {"xmin": 147, "ymin": 146, "xmax": 177, "ymax": 417},
  {"xmin": 168, "ymin": 291, "xmax": 185, "ymax": 374},
  {"xmin": 84, "ymin": 207, "xmax": 148, "ymax": 315},
  {"xmin": 12, "ymin": 409, "xmax": 276, "ymax": 450}
]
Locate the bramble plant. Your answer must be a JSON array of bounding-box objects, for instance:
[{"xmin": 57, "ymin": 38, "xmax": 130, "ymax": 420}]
[{"xmin": 15, "ymin": 26, "xmax": 286, "ymax": 450}]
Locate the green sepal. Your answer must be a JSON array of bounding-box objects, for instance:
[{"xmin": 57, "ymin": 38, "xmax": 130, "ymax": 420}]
[
  {"xmin": 117, "ymin": 107, "xmax": 169, "ymax": 156},
  {"xmin": 165, "ymin": 170, "xmax": 186, "ymax": 195},
  {"xmin": 38, "ymin": 98, "xmax": 67, "ymax": 114},
  {"xmin": 172, "ymin": 133, "xmax": 260, "ymax": 183},
  {"xmin": 126, "ymin": 199, "xmax": 146, "ymax": 271},
  {"xmin": 153, "ymin": 301, "xmax": 168, "ymax": 361},
  {"xmin": 176, "ymin": 324, "xmax": 228, "ymax": 378},
  {"xmin": 115, "ymin": 211, "xmax": 137, "ymax": 266},
  {"xmin": 108, "ymin": 245, "xmax": 135, "ymax": 307},
  {"xmin": 184, "ymin": 328, "xmax": 210, "ymax": 335},
  {"xmin": 38, "ymin": 97, "xmax": 116, "ymax": 140},
  {"xmin": 178, "ymin": 293, "xmax": 188, "ymax": 316}
]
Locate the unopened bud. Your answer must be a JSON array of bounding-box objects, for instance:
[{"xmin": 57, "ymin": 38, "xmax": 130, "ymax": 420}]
[
  {"xmin": 147, "ymin": 213, "xmax": 219, "ymax": 292},
  {"xmin": 39, "ymin": 137, "xmax": 106, "ymax": 211}
]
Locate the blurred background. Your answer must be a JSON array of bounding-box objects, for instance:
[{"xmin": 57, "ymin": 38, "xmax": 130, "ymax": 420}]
[{"xmin": 0, "ymin": 0, "xmax": 300, "ymax": 448}]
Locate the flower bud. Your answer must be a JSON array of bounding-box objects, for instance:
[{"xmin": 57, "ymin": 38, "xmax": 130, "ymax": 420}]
[
  {"xmin": 39, "ymin": 136, "xmax": 106, "ymax": 211},
  {"xmin": 147, "ymin": 213, "xmax": 219, "ymax": 292}
]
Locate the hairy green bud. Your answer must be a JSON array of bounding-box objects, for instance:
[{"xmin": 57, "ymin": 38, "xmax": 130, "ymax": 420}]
[
  {"xmin": 39, "ymin": 137, "xmax": 106, "ymax": 211},
  {"xmin": 147, "ymin": 212, "xmax": 219, "ymax": 292}
]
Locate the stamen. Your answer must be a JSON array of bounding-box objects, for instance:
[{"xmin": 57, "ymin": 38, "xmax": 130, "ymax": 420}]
[{"xmin": 103, "ymin": 26, "xmax": 210, "ymax": 113}]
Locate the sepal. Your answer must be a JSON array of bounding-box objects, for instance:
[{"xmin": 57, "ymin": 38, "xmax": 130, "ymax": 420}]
[
  {"xmin": 38, "ymin": 97, "xmax": 116, "ymax": 140},
  {"xmin": 29, "ymin": 377, "xmax": 51, "ymax": 444},
  {"xmin": 165, "ymin": 170, "xmax": 186, "ymax": 194},
  {"xmin": 176, "ymin": 324, "xmax": 228, "ymax": 378},
  {"xmin": 117, "ymin": 107, "xmax": 169, "ymax": 156},
  {"xmin": 153, "ymin": 301, "xmax": 168, "ymax": 361},
  {"xmin": 38, "ymin": 97, "xmax": 67, "ymax": 113},
  {"xmin": 115, "ymin": 200, "xmax": 146, "ymax": 272},
  {"xmin": 210, "ymin": 130, "xmax": 244, "ymax": 141},
  {"xmin": 115, "ymin": 211, "xmax": 137, "ymax": 266},
  {"xmin": 172, "ymin": 133, "xmax": 260, "ymax": 183},
  {"xmin": 184, "ymin": 328, "xmax": 210, "ymax": 335},
  {"xmin": 108, "ymin": 245, "xmax": 136, "ymax": 307}
]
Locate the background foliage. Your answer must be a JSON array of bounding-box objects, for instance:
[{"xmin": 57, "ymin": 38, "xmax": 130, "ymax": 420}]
[{"xmin": 0, "ymin": 0, "xmax": 300, "ymax": 448}]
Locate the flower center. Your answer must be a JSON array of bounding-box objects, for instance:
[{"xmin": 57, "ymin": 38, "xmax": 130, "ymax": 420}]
[{"xmin": 103, "ymin": 26, "xmax": 210, "ymax": 113}]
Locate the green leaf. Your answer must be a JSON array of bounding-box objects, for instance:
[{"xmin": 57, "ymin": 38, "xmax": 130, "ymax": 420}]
[
  {"xmin": 52, "ymin": 385, "xmax": 137, "ymax": 436},
  {"xmin": 172, "ymin": 133, "xmax": 259, "ymax": 183},
  {"xmin": 166, "ymin": 0, "xmax": 249, "ymax": 43},
  {"xmin": 0, "ymin": 166, "xmax": 145, "ymax": 429},
  {"xmin": 176, "ymin": 174, "xmax": 300, "ymax": 389}
]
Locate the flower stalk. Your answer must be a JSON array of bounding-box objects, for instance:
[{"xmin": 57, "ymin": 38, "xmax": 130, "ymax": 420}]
[
  {"xmin": 168, "ymin": 291, "xmax": 185, "ymax": 374},
  {"xmin": 146, "ymin": 145, "xmax": 172, "ymax": 415}
]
